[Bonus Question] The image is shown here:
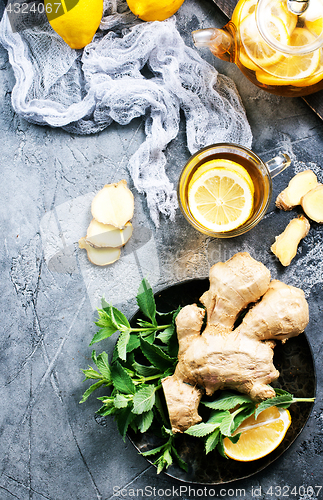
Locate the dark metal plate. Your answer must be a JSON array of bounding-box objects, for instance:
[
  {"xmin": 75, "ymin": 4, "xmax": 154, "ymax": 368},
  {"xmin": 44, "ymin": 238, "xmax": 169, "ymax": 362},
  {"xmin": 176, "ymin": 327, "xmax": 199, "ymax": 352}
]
[{"xmin": 127, "ymin": 279, "xmax": 316, "ymax": 485}]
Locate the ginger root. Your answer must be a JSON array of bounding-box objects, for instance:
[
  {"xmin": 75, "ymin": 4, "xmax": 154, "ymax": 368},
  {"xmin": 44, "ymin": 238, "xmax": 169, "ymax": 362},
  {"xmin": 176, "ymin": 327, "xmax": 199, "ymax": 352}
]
[
  {"xmin": 271, "ymin": 215, "xmax": 310, "ymax": 267},
  {"xmin": 276, "ymin": 170, "xmax": 318, "ymax": 210},
  {"xmin": 301, "ymin": 184, "xmax": 323, "ymax": 223},
  {"xmin": 162, "ymin": 252, "xmax": 309, "ymax": 433}
]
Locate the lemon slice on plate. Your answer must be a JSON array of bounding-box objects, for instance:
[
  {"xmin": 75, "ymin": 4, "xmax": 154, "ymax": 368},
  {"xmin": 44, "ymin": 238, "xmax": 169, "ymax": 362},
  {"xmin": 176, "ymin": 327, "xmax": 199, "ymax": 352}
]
[
  {"xmin": 223, "ymin": 406, "xmax": 291, "ymax": 461},
  {"xmin": 239, "ymin": 15, "xmax": 290, "ymax": 70},
  {"xmin": 256, "ymin": 28, "xmax": 321, "ymax": 85},
  {"xmin": 188, "ymin": 166, "xmax": 254, "ymax": 232}
]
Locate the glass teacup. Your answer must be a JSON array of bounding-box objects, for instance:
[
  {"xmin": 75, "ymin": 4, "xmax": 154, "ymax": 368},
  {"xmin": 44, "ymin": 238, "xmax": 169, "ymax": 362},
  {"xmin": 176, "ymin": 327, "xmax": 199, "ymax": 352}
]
[{"xmin": 178, "ymin": 143, "xmax": 291, "ymax": 238}]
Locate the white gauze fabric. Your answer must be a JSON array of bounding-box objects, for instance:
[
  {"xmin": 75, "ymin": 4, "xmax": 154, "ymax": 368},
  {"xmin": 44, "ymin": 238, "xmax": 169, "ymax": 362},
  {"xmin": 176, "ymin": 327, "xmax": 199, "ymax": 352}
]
[{"xmin": 0, "ymin": 0, "xmax": 252, "ymax": 225}]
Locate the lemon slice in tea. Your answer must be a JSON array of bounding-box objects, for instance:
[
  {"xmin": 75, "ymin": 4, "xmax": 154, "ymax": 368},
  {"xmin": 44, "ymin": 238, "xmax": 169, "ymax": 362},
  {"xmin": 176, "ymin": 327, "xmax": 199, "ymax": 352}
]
[
  {"xmin": 239, "ymin": 14, "xmax": 289, "ymax": 70},
  {"xmin": 223, "ymin": 406, "xmax": 291, "ymax": 461},
  {"xmin": 188, "ymin": 166, "xmax": 254, "ymax": 232},
  {"xmin": 256, "ymin": 28, "xmax": 321, "ymax": 86}
]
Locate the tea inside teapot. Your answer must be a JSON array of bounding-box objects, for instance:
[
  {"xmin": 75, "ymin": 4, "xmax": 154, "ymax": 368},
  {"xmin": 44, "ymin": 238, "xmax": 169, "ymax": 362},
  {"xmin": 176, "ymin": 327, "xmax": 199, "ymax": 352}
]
[{"xmin": 192, "ymin": 0, "xmax": 323, "ymax": 96}]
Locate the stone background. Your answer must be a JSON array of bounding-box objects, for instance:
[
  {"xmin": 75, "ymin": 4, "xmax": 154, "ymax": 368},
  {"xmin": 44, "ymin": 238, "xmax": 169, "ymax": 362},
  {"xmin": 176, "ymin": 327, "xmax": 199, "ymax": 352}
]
[{"xmin": 0, "ymin": 0, "xmax": 322, "ymax": 499}]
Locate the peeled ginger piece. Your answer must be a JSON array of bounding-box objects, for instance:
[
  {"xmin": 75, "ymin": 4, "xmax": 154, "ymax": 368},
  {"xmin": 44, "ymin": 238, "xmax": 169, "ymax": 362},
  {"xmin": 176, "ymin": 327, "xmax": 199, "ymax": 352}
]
[
  {"xmin": 91, "ymin": 180, "xmax": 134, "ymax": 228},
  {"xmin": 271, "ymin": 216, "xmax": 310, "ymax": 266},
  {"xmin": 276, "ymin": 170, "xmax": 318, "ymax": 210},
  {"xmin": 85, "ymin": 220, "xmax": 133, "ymax": 248},
  {"xmin": 301, "ymin": 184, "xmax": 323, "ymax": 223},
  {"xmin": 79, "ymin": 238, "xmax": 121, "ymax": 266}
]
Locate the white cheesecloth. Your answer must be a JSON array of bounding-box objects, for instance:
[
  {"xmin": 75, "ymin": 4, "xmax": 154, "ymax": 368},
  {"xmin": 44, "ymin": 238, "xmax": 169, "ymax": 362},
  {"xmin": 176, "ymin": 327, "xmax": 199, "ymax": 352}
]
[{"xmin": 0, "ymin": 0, "xmax": 253, "ymax": 225}]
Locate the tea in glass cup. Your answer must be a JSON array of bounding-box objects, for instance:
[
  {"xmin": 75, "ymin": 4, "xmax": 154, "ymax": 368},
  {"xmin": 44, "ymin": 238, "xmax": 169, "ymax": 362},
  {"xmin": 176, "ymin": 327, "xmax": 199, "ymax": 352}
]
[{"xmin": 178, "ymin": 143, "xmax": 291, "ymax": 238}]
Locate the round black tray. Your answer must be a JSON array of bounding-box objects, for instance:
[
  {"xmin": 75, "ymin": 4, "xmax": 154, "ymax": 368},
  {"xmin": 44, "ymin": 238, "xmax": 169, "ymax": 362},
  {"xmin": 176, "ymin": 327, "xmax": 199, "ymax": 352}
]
[{"xmin": 127, "ymin": 278, "xmax": 316, "ymax": 485}]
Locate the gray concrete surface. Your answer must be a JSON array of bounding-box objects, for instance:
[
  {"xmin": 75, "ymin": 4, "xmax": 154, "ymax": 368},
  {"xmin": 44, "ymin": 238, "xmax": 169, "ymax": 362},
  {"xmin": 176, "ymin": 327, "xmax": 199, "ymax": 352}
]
[{"xmin": 0, "ymin": 0, "xmax": 322, "ymax": 499}]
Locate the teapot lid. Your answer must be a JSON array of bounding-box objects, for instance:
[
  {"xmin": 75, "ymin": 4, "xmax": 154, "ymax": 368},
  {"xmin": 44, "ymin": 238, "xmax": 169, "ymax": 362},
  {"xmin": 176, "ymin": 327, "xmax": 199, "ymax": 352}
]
[{"xmin": 256, "ymin": 0, "xmax": 323, "ymax": 54}]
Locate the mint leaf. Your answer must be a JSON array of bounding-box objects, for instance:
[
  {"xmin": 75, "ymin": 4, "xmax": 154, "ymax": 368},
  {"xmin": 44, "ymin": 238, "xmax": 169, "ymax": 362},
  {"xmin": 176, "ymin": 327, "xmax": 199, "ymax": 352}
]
[
  {"xmin": 126, "ymin": 334, "xmax": 140, "ymax": 353},
  {"xmin": 132, "ymin": 361, "xmax": 160, "ymax": 377},
  {"xmin": 116, "ymin": 406, "xmax": 135, "ymax": 440},
  {"xmin": 89, "ymin": 326, "xmax": 117, "ymax": 346},
  {"xmin": 185, "ymin": 422, "xmax": 220, "ymax": 437},
  {"xmin": 136, "ymin": 278, "xmax": 157, "ymax": 325},
  {"xmin": 110, "ymin": 361, "xmax": 136, "ymax": 395},
  {"xmin": 231, "ymin": 404, "xmax": 256, "ymax": 434},
  {"xmin": 157, "ymin": 325, "xmax": 175, "ymax": 344},
  {"xmin": 79, "ymin": 380, "xmax": 104, "ymax": 403},
  {"xmin": 219, "ymin": 412, "xmax": 235, "ymax": 436},
  {"xmin": 254, "ymin": 393, "xmax": 293, "ymax": 418},
  {"xmin": 203, "ymin": 391, "xmax": 253, "ymax": 411},
  {"xmin": 137, "ymin": 409, "xmax": 154, "ymax": 433},
  {"xmin": 117, "ymin": 329, "xmax": 131, "ymax": 361},
  {"xmin": 133, "ymin": 385, "xmax": 156, "ymax": 414},
  {"xmin": 94, "ymin": 351, "xmax": 111, "ymax": 381},
  {"xmin": 114, "ymin": 394, "xmax": 130, "ymax": 409},
  {"xmin": 110, "ymin": 306, "xmax": 131, "ymax": 330},
  {"xmin": 141, "ymin": 444, "xmax": 166, "ymax": 457},
  {"xmin": 140, "ymin": 338, "xmax": 176, "ymax": 372},
  {"xmin": 81, "ymin": 367, "xmax": 102, "ymax": 380},
  {"xmin": 205, "ymin": 429, "xmax": 220, "ymax": 454}
]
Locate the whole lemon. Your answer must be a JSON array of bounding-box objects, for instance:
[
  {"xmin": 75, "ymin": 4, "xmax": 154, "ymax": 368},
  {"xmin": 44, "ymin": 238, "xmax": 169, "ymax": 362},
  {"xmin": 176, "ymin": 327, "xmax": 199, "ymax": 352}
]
[
  {"xmin": 45, "ymin": 0, "xmax": 103, "ymax": 49},
  {"xmin": 126, "ymin": 0, "xmax": 185, "ymax": 21}
]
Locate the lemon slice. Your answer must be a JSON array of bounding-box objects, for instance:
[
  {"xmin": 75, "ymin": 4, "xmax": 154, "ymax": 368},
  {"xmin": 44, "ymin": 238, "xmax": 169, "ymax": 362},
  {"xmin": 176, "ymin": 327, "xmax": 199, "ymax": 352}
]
[
  {"xmin": 188, "ymin": 167, "xmax": 254, "ymax": 232},
  {"xmin": 256, "ymin": 28, "xmax": 321, "ymax": 85},
  {"xmin": 223, "ymin": 407, "xmax": 291, "ymax": 461},
  {"xmin": 232, "ymin": 0, "xmax": 257, "ymax": 28},
  {"xmin": 190, "ymin": 159, "xmax": 254, "ymax": 191},
  {"xmin": 304, "ymin": 0, "xmax": 323, "ymax": 36},
  {"xmin": 239, "ymin": 15, "xmax": 289, "ymax": 70}
]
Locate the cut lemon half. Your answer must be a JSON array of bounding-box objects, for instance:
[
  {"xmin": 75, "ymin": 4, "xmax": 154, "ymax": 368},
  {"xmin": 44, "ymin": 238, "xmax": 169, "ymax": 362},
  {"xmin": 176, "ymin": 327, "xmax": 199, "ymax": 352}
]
[
  {"xmin": 256, "ymin": 28, "xmax": 321, "ymax": 86},
  {"xmin": 239, "ymin": 15, "xmax": 289, "ymax": 70},
  {"xmin": 188, "ymin": 167, "xmax": 254, "ymax": 232},
  {"xmin": 223, "ymin": 406, "xmax": 291, "ymax": 461}
]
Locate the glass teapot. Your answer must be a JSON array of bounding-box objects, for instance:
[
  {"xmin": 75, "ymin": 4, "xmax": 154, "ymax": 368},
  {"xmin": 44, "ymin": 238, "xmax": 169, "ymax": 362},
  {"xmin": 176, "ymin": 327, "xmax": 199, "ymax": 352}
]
[{"xmin": 192, "ymin": 0, "xmax": 323, "ymax": 96}]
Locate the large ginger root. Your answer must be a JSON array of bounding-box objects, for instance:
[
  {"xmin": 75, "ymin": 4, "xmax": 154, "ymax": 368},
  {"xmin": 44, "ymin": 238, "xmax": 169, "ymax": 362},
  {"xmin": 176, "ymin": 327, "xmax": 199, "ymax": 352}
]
[
  {"xmin": 271, "ymin": 215, "xmax": 310, "ymax": 267},
  {"xmin": 162, "ymin": 252, "xmax": 309, "ymax": 433}
]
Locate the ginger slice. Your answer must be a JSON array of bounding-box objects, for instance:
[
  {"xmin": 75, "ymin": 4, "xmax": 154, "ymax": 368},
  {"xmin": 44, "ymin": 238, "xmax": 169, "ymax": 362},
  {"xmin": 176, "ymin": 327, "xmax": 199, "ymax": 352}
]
[
  {"xmin": 85, "ymin": 219, "xmax": 133, "ymax": 248},
  {"xmin": 271, "ymin": 215, "xmax": 310, "ymax": 267},
  {"xmin": 276, "ymin": 170, "xmax": 318, "ymax": 210},
  {"xmin": 301, "ymin": 184, "xmax": 323, "ymax": 223},
  {"xmin": 91, "ymin": 180, "xmax": 134, "ymax": 228},
  {"xmin": 78, "ymin": 237, "xmax": 121, "ymax": 266}
]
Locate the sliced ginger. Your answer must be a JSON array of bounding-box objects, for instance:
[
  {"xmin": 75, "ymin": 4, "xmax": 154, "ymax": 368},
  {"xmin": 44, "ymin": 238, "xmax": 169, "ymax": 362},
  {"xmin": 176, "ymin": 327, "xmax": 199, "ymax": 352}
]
[
  {"xmin": 79, "ymin": 238, "xmax": 121, "ymax": 266},
  {"xmin": 79, "ymin": 180, "xmax": 134, "ymax": 266},
  {"xmin": 301, "ymin": 184, "xmax": 323, "ymax": 223},
  {"xmin": 162, "ymin": 252, "xmax": 309, "ymax": 433},
  {"xmin": 271, "ymin": 215, "xmax": 310, "ymax": 267},
  {"xmin": 85, "ymin": 219, "xmax": 133, "ymax": 248},
  {"xmin": 276, "ymin": 169, "xmax": 318, "ymax": 210},
  {"xmin": 91, "ymin": 180, "xmax": 134, "ymax": 229}
]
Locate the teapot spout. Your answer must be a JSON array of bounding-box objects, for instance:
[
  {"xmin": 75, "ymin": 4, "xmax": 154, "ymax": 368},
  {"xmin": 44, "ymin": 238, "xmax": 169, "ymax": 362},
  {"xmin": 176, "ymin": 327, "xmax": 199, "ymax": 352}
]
[{"xmin": 192, "ymin": 27, "xmax": 234, "ymax": 62}]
